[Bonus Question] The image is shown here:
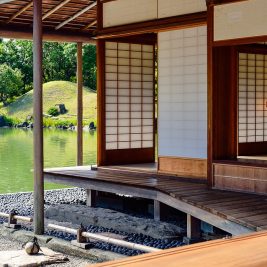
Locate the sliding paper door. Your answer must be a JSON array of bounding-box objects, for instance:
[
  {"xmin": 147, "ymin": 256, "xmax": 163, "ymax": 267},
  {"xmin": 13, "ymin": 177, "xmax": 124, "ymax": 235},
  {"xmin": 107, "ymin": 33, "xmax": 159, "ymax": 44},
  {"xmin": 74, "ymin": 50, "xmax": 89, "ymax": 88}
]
[{"xmin": 98, "ymin": 39, "xmax": 155, "ymax": 165}]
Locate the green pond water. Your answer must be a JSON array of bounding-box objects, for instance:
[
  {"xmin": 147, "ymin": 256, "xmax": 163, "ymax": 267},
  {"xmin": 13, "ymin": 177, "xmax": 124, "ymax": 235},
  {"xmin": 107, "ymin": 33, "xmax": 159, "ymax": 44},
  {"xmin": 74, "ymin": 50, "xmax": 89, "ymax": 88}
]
[{"xmin": 0, "ymin": 128, "xmax": 97, "ymax": 193}]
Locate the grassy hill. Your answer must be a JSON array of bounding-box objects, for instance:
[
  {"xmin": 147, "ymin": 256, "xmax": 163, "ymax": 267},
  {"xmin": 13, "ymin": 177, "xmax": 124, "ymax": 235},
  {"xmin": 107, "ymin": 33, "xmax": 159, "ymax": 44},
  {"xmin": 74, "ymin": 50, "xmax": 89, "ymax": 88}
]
[{"xmin": 1, "ymin": 81, "xmax": 97, "ymax": 123}]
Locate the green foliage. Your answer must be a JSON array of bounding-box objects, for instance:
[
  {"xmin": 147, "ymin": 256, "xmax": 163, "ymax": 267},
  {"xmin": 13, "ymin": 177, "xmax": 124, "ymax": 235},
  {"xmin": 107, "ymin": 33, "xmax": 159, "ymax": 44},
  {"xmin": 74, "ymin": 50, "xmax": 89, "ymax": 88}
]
[
  {"xmin": 47, "ymin": 107, "xmax": 60, "ymax": 117},
  {"xmin": 0, "ymin": 64, "xmax": 23, "ymax": 106},
  {"xmin": 83, "ymin": 44, "xmax": 97, "ymax": 91},
  {"xmin": 0, "ymin": 40, "xmax": 97, "ymax": 96}
]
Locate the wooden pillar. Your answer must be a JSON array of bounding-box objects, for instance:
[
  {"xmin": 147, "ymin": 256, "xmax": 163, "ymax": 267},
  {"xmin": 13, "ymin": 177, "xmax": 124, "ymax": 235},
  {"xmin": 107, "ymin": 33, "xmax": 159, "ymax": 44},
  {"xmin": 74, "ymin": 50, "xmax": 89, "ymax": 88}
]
[
  {"xmin": 154, "ymin": 200, "xmax": 160, "ymax": 221},
  {"xmin": 33, "ymin": 0, "xmax": 44, "ymax": 235},
  {"xmin": 187, "ymin": 214, "xmax": 201, "ymax": 240},
  {"xmin": 77, "ymin": 42, "xmax": 83, "ymax": 166},
  {"xmin": 207, "ymin": 0, "xmax": 215, "ymax": 188},
  {"xmin": 86, "ymin": 189, "xmax": 96, "ymax": 207}
]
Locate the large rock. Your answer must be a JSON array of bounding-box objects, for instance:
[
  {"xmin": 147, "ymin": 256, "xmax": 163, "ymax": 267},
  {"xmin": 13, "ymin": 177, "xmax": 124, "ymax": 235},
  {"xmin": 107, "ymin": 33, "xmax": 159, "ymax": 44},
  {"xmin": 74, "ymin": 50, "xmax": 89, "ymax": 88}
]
[
  {"xmin": 0, "ymin": 248, "xmax": 68, "ymax": 267},
  {"xmin": 89, "ymin": 121, "xmax": 96, "ymax": 130},
  {"xmin": 0, "ymin": 116, "xmax": 5, "ymax": 127},
  {"xmin": 56, "ymin": 104, "xmax": 67, "ymax": 114},
  {"xmin": 45, "ymin": 205, "xmax": 184, "ymax": 239}
]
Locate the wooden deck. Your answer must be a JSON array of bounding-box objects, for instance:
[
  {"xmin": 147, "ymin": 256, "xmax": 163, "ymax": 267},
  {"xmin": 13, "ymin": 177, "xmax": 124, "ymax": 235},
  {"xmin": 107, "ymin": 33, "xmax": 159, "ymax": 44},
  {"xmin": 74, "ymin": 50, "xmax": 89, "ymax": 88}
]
[
  {"xmin": 44, "ymin": 165, "xmax": 267, "ymax": 236},
  {"xmin": 91, "ymin": 231, "xmax": 267, "ymax": 267}
]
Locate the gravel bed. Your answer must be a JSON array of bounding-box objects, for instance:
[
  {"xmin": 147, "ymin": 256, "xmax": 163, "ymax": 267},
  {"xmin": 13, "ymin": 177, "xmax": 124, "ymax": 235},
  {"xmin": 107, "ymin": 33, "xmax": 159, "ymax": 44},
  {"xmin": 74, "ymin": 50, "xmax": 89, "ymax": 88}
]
[
  {"xmin": 0, "ymin": 188, "xmax": 185, "ymax": 257},
  {"xmin": 0, "ymin": 234, "xmax": 94, "ymax": 266}
]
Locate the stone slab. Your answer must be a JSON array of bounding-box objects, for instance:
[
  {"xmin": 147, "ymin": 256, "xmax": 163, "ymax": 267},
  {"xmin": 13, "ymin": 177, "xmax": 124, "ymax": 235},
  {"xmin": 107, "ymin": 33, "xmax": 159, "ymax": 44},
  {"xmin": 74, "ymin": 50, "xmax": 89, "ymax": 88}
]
[
  {"xmin": 0, "ymin": 247, "xmax": 68, "ymax": 267},
  {"xmin": 45, "ymin": 205, "xmax": 184, "ymax": 239},
  {"xmin": 71, "ymin": 240, "xmax": 92, "ymax": 249}
]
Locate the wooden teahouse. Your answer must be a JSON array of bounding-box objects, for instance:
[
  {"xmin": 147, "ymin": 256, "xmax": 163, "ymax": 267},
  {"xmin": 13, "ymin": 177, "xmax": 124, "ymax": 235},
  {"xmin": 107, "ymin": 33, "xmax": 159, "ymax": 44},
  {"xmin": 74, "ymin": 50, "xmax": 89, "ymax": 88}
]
[{"xmin": 1, "ymin": 0, "xmax": 267, "ymax": 240}]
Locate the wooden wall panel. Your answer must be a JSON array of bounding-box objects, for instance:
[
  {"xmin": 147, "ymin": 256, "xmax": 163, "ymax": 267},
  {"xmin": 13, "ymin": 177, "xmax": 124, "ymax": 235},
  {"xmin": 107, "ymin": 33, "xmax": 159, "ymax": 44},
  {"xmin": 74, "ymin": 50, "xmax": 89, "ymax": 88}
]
[
  {"xmin": 105, "ymin": 148, "xmax": 154, "ymax": 165},
  {"xmin": 239, "ymin": 142, "xmax": 267, "ymax": 156},
  {"xmin": 158, "ymin": 157, "xmax": 207, "ymax": 179},
  {"xmin": 212, "ymin": 46, "xmax": 237, "ymax": 160},
  {"xmin": 214, "ymin": 0, "xmax": 267, "ymax": 42},
  {"xmin": 103, "ymin": 0, "xmax": 157, "ymax": 28},
  {"xmin": 158, "ymin": 0, "xmax": 206, "ymax": 19},
  {"xmin": 214, "ymin": 163, "xmax": 267, "ymax": 195}
]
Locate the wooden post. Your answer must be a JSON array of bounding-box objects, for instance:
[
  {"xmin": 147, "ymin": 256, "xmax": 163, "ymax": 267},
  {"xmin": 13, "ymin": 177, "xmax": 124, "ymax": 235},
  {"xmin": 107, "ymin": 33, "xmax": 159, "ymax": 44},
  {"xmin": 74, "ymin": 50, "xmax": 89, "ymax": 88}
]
[
  {"xmin": 33, "ymin": 0, "xmax": 44, "ymax": 235},
  {"xmin": 77, "ymin": 42, "xmax": 83, "ymax": 166},
  {"xmin": 154, "ymin": 200, "xmax": 160, "ymax": 221},
  {"xmin": 187, "ymin": 214, "xmax": 201, "ymax": 240},
  {"xmin": 86, "ymin": 189, "xmax": 96, "ymax": 207}
]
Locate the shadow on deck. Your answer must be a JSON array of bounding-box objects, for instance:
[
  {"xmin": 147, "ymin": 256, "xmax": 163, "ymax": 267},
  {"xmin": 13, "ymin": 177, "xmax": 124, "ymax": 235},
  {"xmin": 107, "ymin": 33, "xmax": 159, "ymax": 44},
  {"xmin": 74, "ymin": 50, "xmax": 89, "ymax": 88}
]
[{"xmin": 44, "ymin": 165, "xmax": 267, "ymax": 236}]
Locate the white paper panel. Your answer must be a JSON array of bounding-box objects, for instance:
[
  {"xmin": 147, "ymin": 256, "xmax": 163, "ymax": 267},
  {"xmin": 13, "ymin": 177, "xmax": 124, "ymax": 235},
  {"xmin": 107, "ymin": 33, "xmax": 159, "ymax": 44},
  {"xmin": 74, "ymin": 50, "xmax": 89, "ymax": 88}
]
[
  {"xmin": 106, "ymin": 135, "xmax": 118, "ymax": 142},
  {"xmin": 158, "ymin": 26, "xmax": 207, "ymax": 159},
  {"xmin": 105, "ymin": 42, "xmax": 154, "ymax": 150},
  {"xmin": 103, "ymin": 0, "xmax": 157, "ymax": 28},
  {"xmin": 214, "ymin": 0, "xmax": 267, "ymax": 41},
  {"xmin": 158, "ymin": 0, "xmax": 206, "ymax": 19},
  {"xmin": 106, "ymin": 143, "xmax": 118, "ymax": 150}
]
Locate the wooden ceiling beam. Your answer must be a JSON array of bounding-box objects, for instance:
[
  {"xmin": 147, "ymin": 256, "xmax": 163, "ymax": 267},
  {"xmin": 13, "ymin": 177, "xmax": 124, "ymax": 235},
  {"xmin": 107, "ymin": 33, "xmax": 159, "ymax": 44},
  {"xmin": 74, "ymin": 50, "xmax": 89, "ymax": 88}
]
[
  {"xmin": 6, "ymin": 1, "xmax": 32, "ymax": 24},
  {"xmin": 42, "ymin": 0, "xmax": 71, "ymax": 21},
  {"xmin": 0, "ymin": 24, "xmax": 96, "ymax": 43},
  {"xmin": 82, "ymin": 19, "xmax": 96, "ymax": 31},
  {"xmin": 55, "ymin": 1, "xmax": 96, "ymax": 30}
]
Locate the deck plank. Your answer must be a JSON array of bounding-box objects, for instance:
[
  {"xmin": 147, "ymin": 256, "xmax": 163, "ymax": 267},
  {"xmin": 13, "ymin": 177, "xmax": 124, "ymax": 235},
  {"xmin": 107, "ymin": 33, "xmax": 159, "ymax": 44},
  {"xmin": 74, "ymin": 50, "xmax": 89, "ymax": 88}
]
[{"xmin": 44, "ymin": 165, "xmax": 267, "ymax": 235}]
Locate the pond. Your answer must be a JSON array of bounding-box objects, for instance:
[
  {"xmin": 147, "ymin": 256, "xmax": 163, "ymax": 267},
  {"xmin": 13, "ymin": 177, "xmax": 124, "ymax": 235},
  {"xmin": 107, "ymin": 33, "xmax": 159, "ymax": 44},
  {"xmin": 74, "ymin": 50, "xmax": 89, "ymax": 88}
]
[{"xmin": 0, "ymin": 128, "xmax": 97, "ymax": 193}]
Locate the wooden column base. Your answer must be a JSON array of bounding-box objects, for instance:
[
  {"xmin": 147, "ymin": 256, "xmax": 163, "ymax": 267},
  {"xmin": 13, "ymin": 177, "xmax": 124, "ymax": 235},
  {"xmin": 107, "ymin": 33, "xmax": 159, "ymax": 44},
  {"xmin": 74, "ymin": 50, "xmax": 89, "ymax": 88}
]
[
  {"xmin": 186, "ymin": 214, "xmax": 201, "ymax": 241},
  {"xmin": 86, "ymin": 189, "xmax": 97, "ymax": 207},
  {"xmin": 154, "ymin": 200, "xmax": 161, "ymax": 221}
]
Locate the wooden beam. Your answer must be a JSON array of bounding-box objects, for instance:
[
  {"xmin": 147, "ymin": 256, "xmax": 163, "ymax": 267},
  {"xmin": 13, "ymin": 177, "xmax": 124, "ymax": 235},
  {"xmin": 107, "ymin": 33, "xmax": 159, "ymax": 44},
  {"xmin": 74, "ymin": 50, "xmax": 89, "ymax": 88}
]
[
  {"xmin": 77, "ymin": 42, "xmax": 83, "ymax": 166},
  {"xmin": 42, "ymin": 0, "xmax": 71, "ymax": 20},
  {"xmin": 82, "ymin": 20, "xmax": 97, "ymax": 31},
  {"xmin": 96, "ymin": 40, "xmax": 105, "ymax": 166},
  {"xmin": 207, "ymin": 1, "xmax": 214, "ymax": 188},
  {"xmin": 96, "ymin": 12, "xmax": 207, "ymax": 39},
  {"xmin": 6, "ymin": 1, "xmax": 32, "ymax": 24},
  {"xmin": 0, "ymin": 25, "xmax": 96, "ymax": 43},
  {"xmin": 97, "ymin": 0, "xmax": 103, "ymax": 31},
  {"xmin": 55, "ymin": 1, "xmax": 97, "ymax": 30},
  {"xmin": 33, "ymin": 0, "xmax": 44, "ymax": 235}
]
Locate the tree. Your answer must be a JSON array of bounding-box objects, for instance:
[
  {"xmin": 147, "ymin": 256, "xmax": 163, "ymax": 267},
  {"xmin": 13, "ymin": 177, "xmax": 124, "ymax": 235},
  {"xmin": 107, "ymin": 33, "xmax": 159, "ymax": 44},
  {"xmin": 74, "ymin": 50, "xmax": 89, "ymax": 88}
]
[
  {"xmin": 0, "ymin": 64, "xmax": 23, "ymax": 106},
  {"xmin": 0, "ymin": 40, "xmax": 97, "ymax": 97},
  {"xmin": 83, "ymin": 44, "xmax": 97, "ymax": 91},
  {"xmin": 0, "ymin": 40, "xmax": 33, "ymax": 94}
]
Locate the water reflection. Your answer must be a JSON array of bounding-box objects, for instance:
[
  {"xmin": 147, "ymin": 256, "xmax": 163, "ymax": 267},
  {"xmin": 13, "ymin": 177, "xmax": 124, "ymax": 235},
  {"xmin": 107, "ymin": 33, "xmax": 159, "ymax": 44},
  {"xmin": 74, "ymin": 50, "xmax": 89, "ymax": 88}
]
[{"xmin": 0, "ymin": 128, "xmax": 97, "ymax": 193}]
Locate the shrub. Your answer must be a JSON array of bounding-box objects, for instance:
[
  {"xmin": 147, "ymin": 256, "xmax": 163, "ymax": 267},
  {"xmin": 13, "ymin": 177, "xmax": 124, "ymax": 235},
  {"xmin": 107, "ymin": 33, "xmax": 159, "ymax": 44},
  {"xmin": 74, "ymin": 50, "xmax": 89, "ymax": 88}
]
[{"xmin": 47, "ymin": 107, "xmax": 59, "ymax": 117}]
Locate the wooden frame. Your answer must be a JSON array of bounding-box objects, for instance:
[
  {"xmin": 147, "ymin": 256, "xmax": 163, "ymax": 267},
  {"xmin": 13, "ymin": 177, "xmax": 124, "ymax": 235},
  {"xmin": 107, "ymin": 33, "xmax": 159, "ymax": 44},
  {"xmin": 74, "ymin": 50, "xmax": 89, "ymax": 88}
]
[
  {"xmin": 97, "ymin": 35, "xmax": 157, "ymax": 166},
  {"xmin": 97, "ymin": 40, "xmax": 106, "ymax": 166}
]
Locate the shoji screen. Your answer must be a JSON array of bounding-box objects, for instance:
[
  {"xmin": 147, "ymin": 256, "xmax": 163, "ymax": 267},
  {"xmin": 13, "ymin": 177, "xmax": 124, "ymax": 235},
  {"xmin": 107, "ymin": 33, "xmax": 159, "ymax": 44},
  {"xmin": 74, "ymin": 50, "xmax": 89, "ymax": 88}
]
[
  {"xmin": 238, "ymin": 52, "xmax": 267, "ymax": 143},
  {"xmin": 158, "ymin": 26, "xmax": 207, "ymax": 159},
  {"xmin": 102, "ymin": 41, "xmax": 155, "ymax": 165}
]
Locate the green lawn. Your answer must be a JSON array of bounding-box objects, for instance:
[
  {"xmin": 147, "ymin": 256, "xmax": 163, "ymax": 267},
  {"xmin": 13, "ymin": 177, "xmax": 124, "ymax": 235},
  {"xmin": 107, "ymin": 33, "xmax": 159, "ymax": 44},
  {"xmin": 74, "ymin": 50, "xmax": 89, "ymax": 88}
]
[{"xmin": 0, "ymin": 81, "xmax": 97, "ymax": 123}]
